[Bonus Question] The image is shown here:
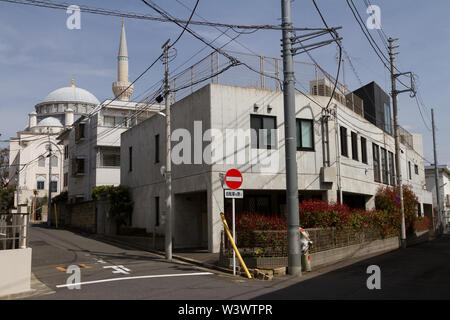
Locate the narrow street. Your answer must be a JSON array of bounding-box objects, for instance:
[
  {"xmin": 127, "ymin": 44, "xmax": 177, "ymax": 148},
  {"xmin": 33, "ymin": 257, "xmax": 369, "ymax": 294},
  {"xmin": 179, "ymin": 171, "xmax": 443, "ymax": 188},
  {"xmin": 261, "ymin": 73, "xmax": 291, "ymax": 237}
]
[{"xmin": 27, "ymin": 226, "xmax": 450, "ymax": 300}]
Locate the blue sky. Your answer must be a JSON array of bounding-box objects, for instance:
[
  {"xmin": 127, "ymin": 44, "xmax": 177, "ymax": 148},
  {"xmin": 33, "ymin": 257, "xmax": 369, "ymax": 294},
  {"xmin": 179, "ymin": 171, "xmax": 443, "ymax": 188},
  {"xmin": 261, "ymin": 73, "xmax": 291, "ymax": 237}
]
[{"xmin": 0, "ymin": 0, "xmax": 448, "ymax": 164}]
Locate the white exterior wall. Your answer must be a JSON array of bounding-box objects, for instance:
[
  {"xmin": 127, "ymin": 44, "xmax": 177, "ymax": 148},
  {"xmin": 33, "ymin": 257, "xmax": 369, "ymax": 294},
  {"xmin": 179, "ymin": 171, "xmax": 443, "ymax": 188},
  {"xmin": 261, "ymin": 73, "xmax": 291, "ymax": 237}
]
[
  {"xmin": 61, "ymin": 100, "xmax": 161, "ymax": 202},
  {"xmin": 8, "ymin": 132, "xmax": 64, "ymax": 207},
  {"xmin": 425, "ymin": 165, "xmax": 450, "ymax": 224},
  {"xmin": 121, "ymin": 83, "xmax": 433, "ymax": 253}
]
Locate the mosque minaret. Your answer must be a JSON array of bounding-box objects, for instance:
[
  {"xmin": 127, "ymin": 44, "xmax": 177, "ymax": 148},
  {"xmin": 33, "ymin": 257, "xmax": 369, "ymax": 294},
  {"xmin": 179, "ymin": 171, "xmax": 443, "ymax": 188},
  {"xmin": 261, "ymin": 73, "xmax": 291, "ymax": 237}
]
[{"xmin": 112, "ymin": 20, "xmax": 133, "ymax": 101}]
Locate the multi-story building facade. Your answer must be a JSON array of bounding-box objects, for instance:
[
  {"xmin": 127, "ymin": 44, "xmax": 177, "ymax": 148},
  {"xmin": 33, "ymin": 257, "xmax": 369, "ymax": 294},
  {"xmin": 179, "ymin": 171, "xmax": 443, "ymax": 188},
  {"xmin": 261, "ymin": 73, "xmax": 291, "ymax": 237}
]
[
  {"xmin": 57, "ymin": 100, "xmax": 161, "ymax": 202},
  {"xmin": 8, "ymin": 80, "xmax": 99, "ymax": 210},
  {"xmin": 425, "ymin": 165, "xmax": 450, "ymax": 228},
  {"xmin": 121, "ymin": 80, "xmax": 433, "ymax": 253}
]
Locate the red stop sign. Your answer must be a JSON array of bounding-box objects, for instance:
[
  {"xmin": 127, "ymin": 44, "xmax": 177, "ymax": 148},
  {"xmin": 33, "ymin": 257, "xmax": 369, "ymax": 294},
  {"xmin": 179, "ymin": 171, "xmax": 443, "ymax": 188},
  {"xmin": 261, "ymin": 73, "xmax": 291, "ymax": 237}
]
[{"xmin": 225, "ymin": 169, "xmax": 243, "ymax": 189}]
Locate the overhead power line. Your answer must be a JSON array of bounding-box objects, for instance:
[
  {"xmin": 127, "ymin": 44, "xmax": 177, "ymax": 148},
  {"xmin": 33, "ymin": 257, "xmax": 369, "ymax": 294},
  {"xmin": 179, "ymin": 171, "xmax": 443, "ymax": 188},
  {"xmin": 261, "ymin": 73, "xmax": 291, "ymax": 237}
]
[{"xmin": 0, "ymin": 0, "xmax": 328, "ymax": 32}]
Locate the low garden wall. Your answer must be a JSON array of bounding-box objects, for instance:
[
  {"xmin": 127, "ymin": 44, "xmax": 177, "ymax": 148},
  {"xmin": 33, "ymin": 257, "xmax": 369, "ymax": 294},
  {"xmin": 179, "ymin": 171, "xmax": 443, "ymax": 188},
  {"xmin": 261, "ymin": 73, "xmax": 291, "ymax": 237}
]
[{"xmin": 219, "ymin": 228, "xmax": 400, "ymax": 269}]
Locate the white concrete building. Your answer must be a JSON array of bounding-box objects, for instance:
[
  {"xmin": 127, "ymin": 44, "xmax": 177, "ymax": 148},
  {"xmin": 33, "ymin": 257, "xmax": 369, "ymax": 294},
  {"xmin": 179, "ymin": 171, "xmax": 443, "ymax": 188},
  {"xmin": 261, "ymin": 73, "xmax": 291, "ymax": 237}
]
[
  {"xmin": 57, "ymin": 99, "xmax": 162, "ymax": 202},
  {"xmin": 121, "ymin": 81, "xmax": 433, "ymax": 253},
  {"xmin": 56, "ymin": 21, "xmax": 162, "ymax": 202},
  {"xmin": 8, "ymin": 79, "xmax": 100, "ymax": 208},
  {"xmin": 425, "ymin": 165, "xmax": 450, "ymax": 227}
]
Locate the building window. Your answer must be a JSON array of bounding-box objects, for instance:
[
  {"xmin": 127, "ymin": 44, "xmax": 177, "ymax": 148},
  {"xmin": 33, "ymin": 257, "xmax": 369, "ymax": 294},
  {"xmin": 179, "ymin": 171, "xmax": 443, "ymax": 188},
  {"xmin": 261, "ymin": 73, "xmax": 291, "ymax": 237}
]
[
  {"xmin": 340, "ymin": 126, "xmax": 348, "ymax": 157},
  {"xmin": 101, "ymin": 154, "xmax": 120, "ymax": 167},
  {"xmin": 415, "ymin": 164, "xmax": 419, "ymax": 175},
  {"xmin": 51, "ymin": 155, "xmax": 58, "ymax": 167},
  {"xmin": 64, "ymin": 145, "xmax": 69, "ymax": 160},
  {"xmin": 373, "ymin": 143, "xmax": 380, "ymax": 182},
  {"xmin": 361, "ymin": 137, "xmax": 367, "ymax": 164},
  {"xmin": 388, "ymin": 151, "xmax": 395, "ymax": 186},
  {"xmin": 72, "ymin": 158, "xmax": 85, "ymax": 176},
  {"xmin": 155, "ymin": 134, "xmax": 160, "ymax": 163},
  {"xmin": 37, "ymin": 180, "xmax": 45, "ymax": 190},
  {"xmin": 129, "ymin": 146, "xmax": 133, "ymax": 172},
  {"xmin": 384, "ymin": 103, "xmax": 392, "ymax": 134},
  {"xmin": 381, "ymin": 148, "xmax": 388, "ymax": 184},
  {"xmin": 50, "ymin": 181, "xmax": 58, "ymax": 193},
  {"xmin": 296, "ymin": 119, "xmax": 314, "ymax": 151},
  {"xmin": 408, "ymin": 161, "xmax": 412, "ymax": 180},
  {"xmin": 250, "ymin": 115, "xmax": 277, "ymax": 149},
  {"xmin": 38, "ymin": 156, "xmax": 45, "ymax": 167},
  {"xmin": 351, "ymin": 131, "xmax": 358, "ymax": 161},
  {"xmin": 75, "ymin": 123, "xmax": 86, "ymax": 141},
  {"xmin": 155, "ymin": 196, "xmax": 160, "ymax": 227},
  {"xmin": 64, "ymin": 173, "xmax": 68, "ymax": 187},
  {"xmin": 99, "ymin": 147, "xmax": 120, "ymax": 167},
  {"xmin": 103, "ymin": 115, "xmax": 127, "ymax": 127}
]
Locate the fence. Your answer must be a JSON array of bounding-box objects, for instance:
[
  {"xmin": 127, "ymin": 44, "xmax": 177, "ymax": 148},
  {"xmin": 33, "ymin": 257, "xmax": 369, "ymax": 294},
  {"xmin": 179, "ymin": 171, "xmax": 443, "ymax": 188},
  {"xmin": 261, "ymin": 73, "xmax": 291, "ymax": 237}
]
[
  {"xmin": 170, "ymin": 50, "xmax": 364, "ymax": 117},
  {"xmin": 0, "ymin": 212, "xmax": 30, "ymax": 250},
  {"xmin": 220, "ymin": 227, "xmax": 384, "ymax": 259}
]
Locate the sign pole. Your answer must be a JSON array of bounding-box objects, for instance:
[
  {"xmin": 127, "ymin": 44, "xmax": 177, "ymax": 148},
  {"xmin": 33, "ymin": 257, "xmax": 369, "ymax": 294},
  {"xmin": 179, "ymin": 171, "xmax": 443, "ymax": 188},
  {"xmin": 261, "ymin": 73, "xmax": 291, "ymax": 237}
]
[{"xmin": 232, "ymin": 197, "xmax": 236, "ymax": 276}]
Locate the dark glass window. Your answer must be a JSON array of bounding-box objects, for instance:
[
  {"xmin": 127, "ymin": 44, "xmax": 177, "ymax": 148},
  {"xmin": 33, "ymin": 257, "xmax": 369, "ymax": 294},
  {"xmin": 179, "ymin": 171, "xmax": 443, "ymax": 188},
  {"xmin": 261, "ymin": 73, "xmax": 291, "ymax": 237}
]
[
  {"xmin": 129, "ymin": 147, "xmax": 133, "ymax": 172},
  {"xmin": 296, "ymin": 119, "xmax": 314, "ymax": 151},
  {"xmin": 351, "ymin": 131, "xmax": 358, "ymax": 161},
  {"xmin": 388, "ymin": 151, "xmax": 395, "ymax": 186},
  {"xmin": 361, "ymin": 137, "xmax": 367, "ymax": 164},
  {"xmin": 155, "ymin": 134, "xmax": 160, "ymax": 163},
  {"xmin": 340, "ymin": 126, "xmax": 348, "ymax": 157},
  {"xmin": 50, "ymin": 181, "xmax": 57, "ymax": 192},
  {"xmin": 415, "ymin": 164, "xmax": 419, "ymax": 175},
  {"xmin": 37, "ymin": 181, "xmax": 45, "ymax": 190},
  {"xmin": 381, "ymin": 148, "xmax": 388, "ymax": 184},
  {"xmin": 373, "ymin": 143, "xmax": 380, "ymax": 182},
  {"xmin": 250, "ymin": 115, "xmax": 277, "ymax": 149},
  {"xmin": 408, "ymin": 161, "xmax": 412, "ymax": 179},
  {"xmin": 155, "ymin": 196, "xmax": 160, "ymax": 227}
]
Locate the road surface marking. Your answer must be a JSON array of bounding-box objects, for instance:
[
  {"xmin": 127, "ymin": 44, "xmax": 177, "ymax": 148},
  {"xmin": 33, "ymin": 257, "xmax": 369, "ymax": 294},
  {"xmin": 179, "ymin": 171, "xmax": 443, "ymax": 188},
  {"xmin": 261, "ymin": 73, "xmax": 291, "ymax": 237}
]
[
  {"xmin": 56, "ymin": 272, "xmax": 213, "ymax": 288},
  {"xmin": 103, "ymin": 265, "xmax": 131, "ymax": 274},
  {"xmin": 56, "ymin": 264, "xmax": 92, "ymax": 272}
]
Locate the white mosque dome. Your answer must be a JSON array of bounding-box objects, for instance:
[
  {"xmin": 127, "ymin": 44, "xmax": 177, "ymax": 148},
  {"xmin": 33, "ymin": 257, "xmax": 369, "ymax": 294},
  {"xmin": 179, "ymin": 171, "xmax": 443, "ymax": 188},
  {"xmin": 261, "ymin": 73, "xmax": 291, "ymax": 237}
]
[
  {"xmin": 43, "ymin": 86, "xmax": 100, "ymax": 105},
  {"xmin": 36, "ymin": 117, "xmax": 63, "ymax": 127},
  {"xmin": 42, "ymin": 87, "xmax": 100, "ymax": 105}
]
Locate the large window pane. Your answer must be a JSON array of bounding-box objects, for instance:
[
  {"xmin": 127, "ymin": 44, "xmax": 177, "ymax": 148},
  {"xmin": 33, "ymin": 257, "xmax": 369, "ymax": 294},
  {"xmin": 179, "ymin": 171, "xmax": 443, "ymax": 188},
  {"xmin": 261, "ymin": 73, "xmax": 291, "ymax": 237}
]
[
  {"xmin": 296, "ymin": 119, "xmax": 313, "ymax": 150},
  {"xmin": 250, "ymin": 115, "xmax": 276, "ymax": 149},
  {"xmin": 104, "ymin": 116, "xmax": 115, "ymax": 127}
]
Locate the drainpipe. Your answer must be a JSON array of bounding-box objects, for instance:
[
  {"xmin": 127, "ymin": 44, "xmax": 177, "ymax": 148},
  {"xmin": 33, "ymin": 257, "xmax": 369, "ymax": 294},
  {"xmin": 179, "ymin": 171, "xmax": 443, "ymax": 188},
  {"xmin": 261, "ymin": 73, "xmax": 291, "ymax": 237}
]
[{"xmin": 333, "ymin": 104, "xmax": 343, "ymax": 204}]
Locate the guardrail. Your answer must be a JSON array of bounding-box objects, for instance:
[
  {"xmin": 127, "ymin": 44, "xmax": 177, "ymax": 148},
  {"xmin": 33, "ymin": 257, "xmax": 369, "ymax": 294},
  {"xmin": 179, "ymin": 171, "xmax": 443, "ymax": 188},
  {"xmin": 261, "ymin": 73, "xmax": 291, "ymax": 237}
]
[{"xmin": 0, "ymin": 212, "xmax": 30, "ymax": 250}]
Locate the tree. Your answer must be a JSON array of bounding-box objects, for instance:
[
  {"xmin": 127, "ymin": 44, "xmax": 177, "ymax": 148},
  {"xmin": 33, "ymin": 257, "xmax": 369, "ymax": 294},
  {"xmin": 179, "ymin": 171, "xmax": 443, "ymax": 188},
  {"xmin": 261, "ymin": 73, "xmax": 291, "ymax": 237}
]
[
  {"xmin": 0, "ymin": 185, "xmax": 15, "ymax": 211},
  {"xmin": 0, "ymin": 148, "xmax": 9, "ymax": 187}
]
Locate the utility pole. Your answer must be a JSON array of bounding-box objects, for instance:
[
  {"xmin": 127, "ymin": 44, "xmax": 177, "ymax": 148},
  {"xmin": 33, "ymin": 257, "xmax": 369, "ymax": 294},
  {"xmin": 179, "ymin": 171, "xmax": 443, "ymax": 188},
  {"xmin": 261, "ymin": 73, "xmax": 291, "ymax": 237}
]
[
  {"xmin": 281, "ymin": 0, "xmax": 301, "ymax": 276},
  {"xmin": 162, "ymin": 39, "xmax": 173, "ymax": 261},
  {"xmin": 388, "ymin": 38, "xmax": 417, "ymax": 245},
  {"xmin": 388, "ymin": 37, "xmax": 407, "ymax": 248},
  {"xmin": 47, "ymin": 130, "xmax": 52, "ymax": 227},
  {"xmin": 431, "ymin": 108, "xmax": 443, "ymax": 233}
]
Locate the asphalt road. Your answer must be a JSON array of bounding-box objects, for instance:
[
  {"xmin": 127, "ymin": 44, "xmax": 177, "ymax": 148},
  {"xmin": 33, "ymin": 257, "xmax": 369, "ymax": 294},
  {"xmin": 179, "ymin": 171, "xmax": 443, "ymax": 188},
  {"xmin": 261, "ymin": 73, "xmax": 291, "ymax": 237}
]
[{"xmin": 27, "ymin": 226, "xmax": 450, "ymax": 300}]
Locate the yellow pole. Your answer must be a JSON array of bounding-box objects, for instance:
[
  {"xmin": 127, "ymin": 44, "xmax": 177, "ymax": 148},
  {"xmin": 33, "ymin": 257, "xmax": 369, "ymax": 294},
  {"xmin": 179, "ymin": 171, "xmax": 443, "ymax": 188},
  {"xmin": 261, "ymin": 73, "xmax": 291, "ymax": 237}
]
[
  {"xmin": 53, "ymin": 203, "xmax": 58, "ymax": 229},
  {"xmin": 219, "ymin": 212, "xmax": 252, "ymax": 279}
]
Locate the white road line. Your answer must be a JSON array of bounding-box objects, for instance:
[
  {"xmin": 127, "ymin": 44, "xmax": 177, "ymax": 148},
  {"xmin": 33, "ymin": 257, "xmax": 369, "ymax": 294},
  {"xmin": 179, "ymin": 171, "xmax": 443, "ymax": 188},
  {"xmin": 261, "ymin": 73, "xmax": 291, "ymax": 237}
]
[{"xmin": 56, "ymin": 272, "xmax": 213, "ymax": 288}]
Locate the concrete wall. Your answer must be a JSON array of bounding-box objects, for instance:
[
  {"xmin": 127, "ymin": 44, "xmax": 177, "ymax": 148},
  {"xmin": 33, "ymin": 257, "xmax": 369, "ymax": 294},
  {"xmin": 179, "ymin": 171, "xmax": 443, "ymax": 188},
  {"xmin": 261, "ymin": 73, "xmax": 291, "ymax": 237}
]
[
  {"xmin": 67, "ymin": 201, "xmax": 96, "ymax": 233},
  {"xmin": 310, "ymin": 236, "xmax": 399, "ymax": 268},
  {"xmin": 0, "ymin": 248, "xmax": 32, "ymax": 297}
]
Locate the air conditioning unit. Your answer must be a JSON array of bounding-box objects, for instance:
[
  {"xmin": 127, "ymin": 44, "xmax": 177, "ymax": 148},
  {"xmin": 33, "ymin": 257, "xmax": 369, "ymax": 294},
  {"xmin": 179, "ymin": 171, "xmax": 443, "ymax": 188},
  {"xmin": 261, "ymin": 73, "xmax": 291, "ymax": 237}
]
[{"xmin": 310, "ymin": 78, "xmax": 346, "ymax": 105}]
